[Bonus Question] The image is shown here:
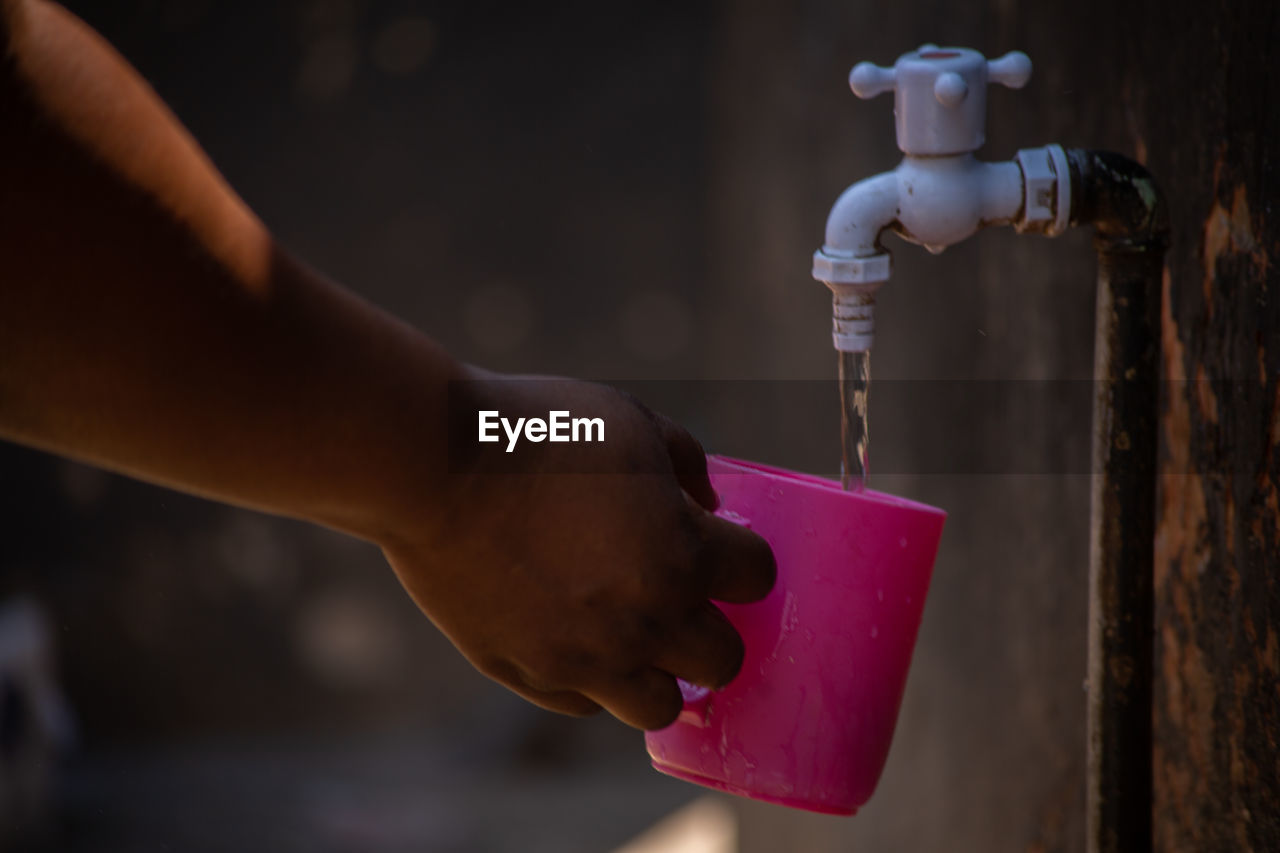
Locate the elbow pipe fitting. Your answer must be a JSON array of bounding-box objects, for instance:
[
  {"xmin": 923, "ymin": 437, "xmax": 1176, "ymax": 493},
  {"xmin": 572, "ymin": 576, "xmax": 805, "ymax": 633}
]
[{"xmin": 1066, "ymin": 149, "xmax": 1169, "ymax": 248}]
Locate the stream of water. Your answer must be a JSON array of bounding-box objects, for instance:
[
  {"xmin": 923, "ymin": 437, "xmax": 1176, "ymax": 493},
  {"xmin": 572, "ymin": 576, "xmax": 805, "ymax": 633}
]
[{"xmin": 838, "ymin": 350, "xmax": 870, "ymax": 491}]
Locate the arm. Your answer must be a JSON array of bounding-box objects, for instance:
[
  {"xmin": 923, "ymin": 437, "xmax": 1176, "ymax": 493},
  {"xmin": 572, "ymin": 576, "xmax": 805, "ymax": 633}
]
[
  {"xmin": 0, "ymin": 0, "xmax": 450, "ymax": 541},
  {"xmin": 0, "ymin": 0, "xmax": 774, "ymax": 729}
]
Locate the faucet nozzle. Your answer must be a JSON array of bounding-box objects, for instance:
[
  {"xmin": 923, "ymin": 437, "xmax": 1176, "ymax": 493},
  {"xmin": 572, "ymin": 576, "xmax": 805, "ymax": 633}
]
[
  {"xmin": 813, "ymin": 247, "xmax": 890, "ymax": 353},
  {"xmin": 831, "ymin": 292, "xmax": 878, "ymax": 353}
]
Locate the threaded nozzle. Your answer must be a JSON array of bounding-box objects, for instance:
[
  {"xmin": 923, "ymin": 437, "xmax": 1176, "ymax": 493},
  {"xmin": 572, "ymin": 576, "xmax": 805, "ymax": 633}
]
[{"xmin": 832, "ymin": 292, "xmax": 875, "ymax": 352}]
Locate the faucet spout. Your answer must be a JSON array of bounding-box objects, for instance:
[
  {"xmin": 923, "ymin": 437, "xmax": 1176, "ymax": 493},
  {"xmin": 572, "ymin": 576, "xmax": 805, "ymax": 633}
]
[
  {"xmin": 812, "ymin": 148, "xmax": 1063, "ymax": 352},
  {"xmin": 811, "ymin": 171, "xmax": 896, "ymax": 353},
  {"xmin": 820, "ymin": 170, "xmax": 900, "ymax": 259}
]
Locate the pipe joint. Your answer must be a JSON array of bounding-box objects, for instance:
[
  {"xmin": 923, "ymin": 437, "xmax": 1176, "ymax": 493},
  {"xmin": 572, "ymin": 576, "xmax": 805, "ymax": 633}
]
[
  {"xmin": 1015, "ymin": 144, "xmax": 1072, "ymax": 236},
  {"xmin": 811, "ymin": 251, "xmax": 891, "ymax": 287},
  {"xmin": 1066, "ymin": 149, "xmax": 1170, "ymax": 249}
]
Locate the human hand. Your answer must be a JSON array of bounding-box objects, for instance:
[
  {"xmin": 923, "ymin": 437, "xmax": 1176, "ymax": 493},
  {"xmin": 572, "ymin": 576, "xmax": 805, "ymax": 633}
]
[{"xmin": 380, "ymin": 370, "xmax": 776, "ymax": 730}]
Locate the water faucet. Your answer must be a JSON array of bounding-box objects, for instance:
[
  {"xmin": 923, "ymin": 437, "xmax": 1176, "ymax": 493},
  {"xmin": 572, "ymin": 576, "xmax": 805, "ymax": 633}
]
[
  {"xmin": 809, "ymin": 44, "xmax": 1172, "ymax": 853},
  {"xmin": 812, "ymin": 45, "xmax": 1070, "ymax": 352}
]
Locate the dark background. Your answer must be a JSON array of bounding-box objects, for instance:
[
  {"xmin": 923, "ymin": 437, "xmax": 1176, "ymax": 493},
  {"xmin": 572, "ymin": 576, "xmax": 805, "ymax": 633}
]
[{"xmin": 1, "ymin": 0, "xmax": 1276, "ymax": 850}]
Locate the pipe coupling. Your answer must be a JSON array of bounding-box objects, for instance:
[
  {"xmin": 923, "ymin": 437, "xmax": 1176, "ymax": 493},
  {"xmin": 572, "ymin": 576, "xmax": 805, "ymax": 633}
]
[
  {"xmin": 812, "ymin": 249, "xmax": 891, "ymax": 285},
  {"xmin": 1015, "ymin": 144, "xmax": 1072, "ymax": 236}
]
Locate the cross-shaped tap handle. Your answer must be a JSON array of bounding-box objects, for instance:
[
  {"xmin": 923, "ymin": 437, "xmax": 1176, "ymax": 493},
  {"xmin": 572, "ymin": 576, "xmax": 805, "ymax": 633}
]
[{"xmin": 848, "ymin": 46, "xmax": 1032, "ymax": 156}]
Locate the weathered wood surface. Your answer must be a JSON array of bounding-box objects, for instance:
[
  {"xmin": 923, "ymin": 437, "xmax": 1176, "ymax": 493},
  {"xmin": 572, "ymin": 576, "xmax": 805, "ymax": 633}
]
[{"xmin": 1142, "ymin": 0, "xmax": 1280, "ymax": 847}]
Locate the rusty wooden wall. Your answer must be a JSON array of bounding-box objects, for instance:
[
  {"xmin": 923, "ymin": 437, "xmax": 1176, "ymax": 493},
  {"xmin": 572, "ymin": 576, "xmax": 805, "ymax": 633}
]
[
  {"xmin": 707, "ymin": 0, "xmax": 1279, "ymax": 849},
  {"xmin": 1139, "ymin": 0, "xmax": 1280, "ymax": 848}
]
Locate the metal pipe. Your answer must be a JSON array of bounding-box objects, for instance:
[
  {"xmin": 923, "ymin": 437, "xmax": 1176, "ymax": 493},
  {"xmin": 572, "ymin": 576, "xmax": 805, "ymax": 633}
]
[{"xmin": 1067, "ymin": 149, "xmax": 1169, "ymax": 853}]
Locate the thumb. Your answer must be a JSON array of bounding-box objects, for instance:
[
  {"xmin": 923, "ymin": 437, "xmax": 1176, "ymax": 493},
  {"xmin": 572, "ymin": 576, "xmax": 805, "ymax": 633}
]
[{"xmin": 650, "ymin": 412, "xmax": 718, "ymax": 511}]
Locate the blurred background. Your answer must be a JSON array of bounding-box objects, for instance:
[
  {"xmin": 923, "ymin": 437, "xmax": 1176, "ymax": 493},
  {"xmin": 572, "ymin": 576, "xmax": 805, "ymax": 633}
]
[{"xmin": 1, "ymin": 0, "xmax": 1276, "ymax": 850}]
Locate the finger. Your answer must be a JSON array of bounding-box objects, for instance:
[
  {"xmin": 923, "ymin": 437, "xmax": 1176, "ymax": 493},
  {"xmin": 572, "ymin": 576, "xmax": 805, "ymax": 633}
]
[
  {"xmin": 584, "ymin": 668, "xmax": 684, "ymax": 731},
  {"xmin": 653, "ymin": 601, "xmax": 745, "ymax": 689},
  {"xmin": 506, "ymin": 682, "xmax": 604, "ymax": 718},
  {"xmin": 650, "ymin": 412, "xmax": 718, "ymax": 511},
  {"xmin": 480, "ymin": 657, "xmax": 603, "ymax": 717},
  {"xmin": 697, "ymin": 512, "xmax": 777, "ymax": 604}
]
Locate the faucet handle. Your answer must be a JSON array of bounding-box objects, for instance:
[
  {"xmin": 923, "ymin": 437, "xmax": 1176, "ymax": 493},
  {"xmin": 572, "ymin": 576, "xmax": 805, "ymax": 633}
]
[
  {"xmin": 849, "ymin": 62, "xmax": 896, "ymax": 99},
  {"xmin": 848, "ymin": 45, "xmax": 1033, "ymax": 156},
  {"xmin": 987, "ymin": 51, "xmax": 1033, "ymax": 89}
]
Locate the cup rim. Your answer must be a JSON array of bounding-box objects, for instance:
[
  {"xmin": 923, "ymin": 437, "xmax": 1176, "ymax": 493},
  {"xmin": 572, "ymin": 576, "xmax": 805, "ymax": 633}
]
[{"xmin": 708, "ymin": 454, "xmax": 947, "ymax": 518}]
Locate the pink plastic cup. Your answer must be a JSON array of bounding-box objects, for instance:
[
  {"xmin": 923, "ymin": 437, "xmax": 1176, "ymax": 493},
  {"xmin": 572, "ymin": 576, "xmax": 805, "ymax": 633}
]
[{"xmin": 645, "ymin": 455, "xmax": 945, "ymax": 815}]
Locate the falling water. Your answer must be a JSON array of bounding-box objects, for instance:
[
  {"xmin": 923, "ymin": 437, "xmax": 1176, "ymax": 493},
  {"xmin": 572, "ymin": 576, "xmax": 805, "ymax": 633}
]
[{"xmin": 838, "ymin": 349, "xmax": 870, "ymax": 490}]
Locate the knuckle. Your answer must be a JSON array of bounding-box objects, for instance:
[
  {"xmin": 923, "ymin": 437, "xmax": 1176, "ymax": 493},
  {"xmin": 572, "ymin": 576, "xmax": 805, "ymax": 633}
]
[
  {"xmin": 627, "ymin": 609, "xmax": 667, "ymax": 647},
  {"xmin": 562, "ymin": 697, "xmax": 603, "ymax": 718},
  {"xmin": 473, "ymin": 654, "xmax": 519, "ymax": 684},
  {"xmin": 598, "ymin": 613, "xmax": 663, "ymax": 670},
  {"xmin": 524, "ymin": 646, "xmax": 596, "ymax": 690},
  {"xmin": 637, "ymin": 554, "xmax": 697, "ymax": 609}
]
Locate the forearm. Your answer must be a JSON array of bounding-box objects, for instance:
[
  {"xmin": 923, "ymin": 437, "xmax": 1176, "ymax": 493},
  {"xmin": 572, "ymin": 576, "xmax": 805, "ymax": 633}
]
[{"xmin": 0, "ymin": 0, "xmax": 462, "ymax": 543}]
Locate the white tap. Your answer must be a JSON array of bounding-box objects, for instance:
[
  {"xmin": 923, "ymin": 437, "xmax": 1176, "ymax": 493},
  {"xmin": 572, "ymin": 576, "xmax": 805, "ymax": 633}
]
[{"xmin": 812, "ymin": 45, "xmax": 1071, "ymax": 352}]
